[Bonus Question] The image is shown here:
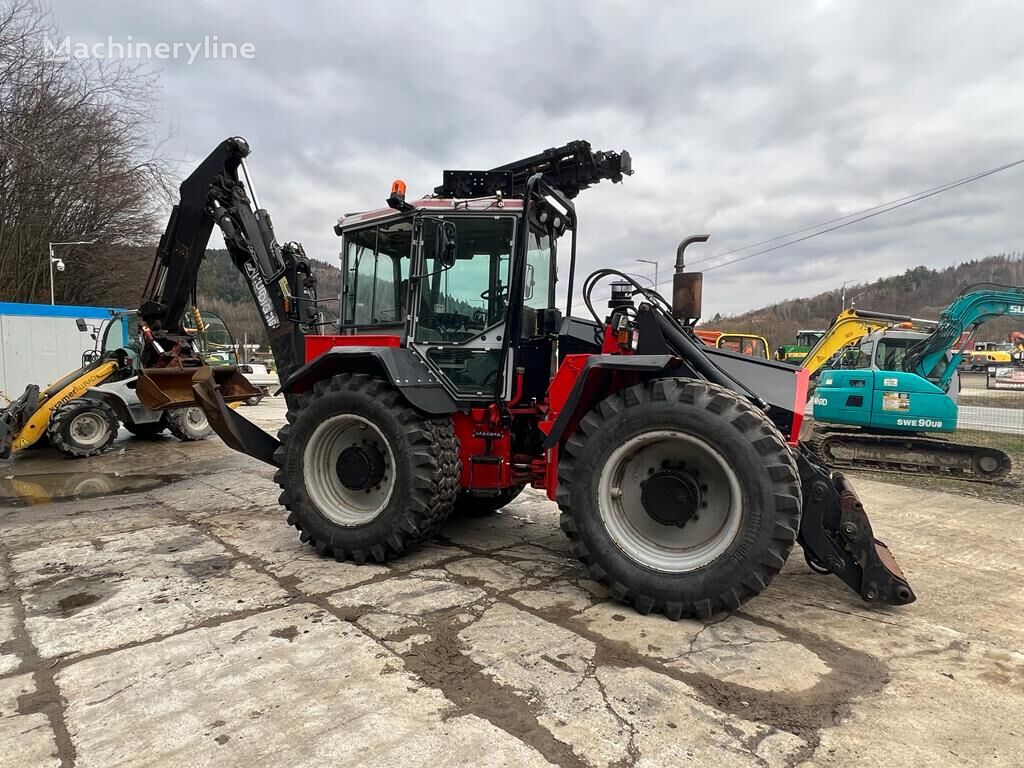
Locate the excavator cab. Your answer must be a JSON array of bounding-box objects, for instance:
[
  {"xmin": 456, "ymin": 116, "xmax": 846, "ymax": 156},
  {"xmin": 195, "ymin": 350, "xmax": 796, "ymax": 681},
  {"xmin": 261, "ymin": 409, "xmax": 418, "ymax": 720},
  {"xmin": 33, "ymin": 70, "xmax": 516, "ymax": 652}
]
[{"xmin": 814, "ymin": 329, "xmax": 959, "ymax": 432}]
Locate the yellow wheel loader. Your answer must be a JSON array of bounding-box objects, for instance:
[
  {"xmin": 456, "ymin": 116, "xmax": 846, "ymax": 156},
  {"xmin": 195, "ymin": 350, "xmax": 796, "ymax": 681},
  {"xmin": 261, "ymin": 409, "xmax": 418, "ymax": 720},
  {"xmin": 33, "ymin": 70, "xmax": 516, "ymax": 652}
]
[{"xmin": 0, "ymin": 310, "xmax": 244, "ymax": 459}]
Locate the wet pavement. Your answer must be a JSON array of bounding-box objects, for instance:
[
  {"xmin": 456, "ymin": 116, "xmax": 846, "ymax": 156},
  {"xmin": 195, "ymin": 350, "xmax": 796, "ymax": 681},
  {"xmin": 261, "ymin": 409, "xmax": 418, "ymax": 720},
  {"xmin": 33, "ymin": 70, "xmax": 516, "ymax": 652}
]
[{"xmin": 1, "ymin": 396, "xmax": 1023, "ymax": 767}]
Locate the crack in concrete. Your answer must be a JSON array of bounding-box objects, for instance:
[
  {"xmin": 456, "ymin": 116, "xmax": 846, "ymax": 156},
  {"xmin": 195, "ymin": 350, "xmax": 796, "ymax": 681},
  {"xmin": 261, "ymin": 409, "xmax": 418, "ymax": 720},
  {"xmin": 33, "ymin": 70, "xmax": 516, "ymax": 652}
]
[
  {"xmin": 589, "ymin": 662, "xmax": 640, "ymax": 768},
  {"xmin": 381, "ymin": 606, "xmax": 592, "ymax": 768},
  {"xmin": 0, "ymin": 545, "xmax": 77, "ymax": 768},
  {"xmin": 438, "ymin": 563, "xmax": 892, "ymax": 768},
  {"xmin": 2, "ymin": 485, "xmax": 892, "ymax": 768}
]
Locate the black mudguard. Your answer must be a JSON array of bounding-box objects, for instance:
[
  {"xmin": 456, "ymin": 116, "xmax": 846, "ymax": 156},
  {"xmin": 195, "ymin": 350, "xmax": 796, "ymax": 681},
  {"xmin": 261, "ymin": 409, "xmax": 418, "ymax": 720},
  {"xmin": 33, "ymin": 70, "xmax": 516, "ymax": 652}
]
[{"xmin": 281, "ymin": 346, "xmax": 457, "ymax": 415}]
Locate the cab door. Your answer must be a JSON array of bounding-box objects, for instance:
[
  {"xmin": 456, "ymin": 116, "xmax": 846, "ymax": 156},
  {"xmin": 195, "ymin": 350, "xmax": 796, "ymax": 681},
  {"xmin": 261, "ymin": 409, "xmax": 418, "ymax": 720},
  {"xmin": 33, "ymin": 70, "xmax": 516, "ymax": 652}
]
[{"xmin": 409, "ymin": 215, "xmax": 517, "ymax": 400}]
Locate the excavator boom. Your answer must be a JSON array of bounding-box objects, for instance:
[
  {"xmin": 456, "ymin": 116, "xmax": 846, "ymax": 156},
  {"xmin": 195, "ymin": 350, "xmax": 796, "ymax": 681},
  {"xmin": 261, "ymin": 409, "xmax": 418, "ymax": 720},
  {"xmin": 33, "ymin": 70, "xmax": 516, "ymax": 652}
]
[
  {"xmin": 801, "ymin": 308, "xmax": 935, "ymax": 375},
  {"xmin": 904, "ymin": 283, "xmax": 1024, "ymax": 383},
  {"xmin": 134, "ymin": 138, "xmax": 320, "ymax": 415}
]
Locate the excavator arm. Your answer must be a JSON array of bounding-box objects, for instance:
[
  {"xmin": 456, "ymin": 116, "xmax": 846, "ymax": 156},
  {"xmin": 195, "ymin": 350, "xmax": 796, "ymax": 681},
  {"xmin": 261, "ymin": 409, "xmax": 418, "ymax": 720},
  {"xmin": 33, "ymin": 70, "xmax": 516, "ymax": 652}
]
[
  {"xmin": 904, "ymin": 284, "xmax": 1024, "ymax": 385},
  {"xmin": 135, "ymin": 137, "xmax": 320, "ymax": 413},
  {"xmin": 802, "ymin": 308, "xmax": 935, "ymax": 375}
]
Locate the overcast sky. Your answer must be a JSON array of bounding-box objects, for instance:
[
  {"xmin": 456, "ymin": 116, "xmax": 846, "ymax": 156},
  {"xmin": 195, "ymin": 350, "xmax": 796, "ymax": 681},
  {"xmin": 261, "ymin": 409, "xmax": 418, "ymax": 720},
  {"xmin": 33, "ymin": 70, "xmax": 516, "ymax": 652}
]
[{"xmin": 48, "ymin": 1, "xmax": 1024, "ymax": 317}]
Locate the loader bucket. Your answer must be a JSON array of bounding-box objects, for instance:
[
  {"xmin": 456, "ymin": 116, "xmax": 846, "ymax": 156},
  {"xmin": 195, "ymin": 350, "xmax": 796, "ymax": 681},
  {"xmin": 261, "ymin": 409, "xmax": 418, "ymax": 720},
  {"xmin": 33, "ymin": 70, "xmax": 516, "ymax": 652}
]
[
  {"xmin": 191, "ymin": 367, "xmax": 281, "ymax": 466},
  {"xmin": 136, "ymin": 365, "xmax": 258, "ymax": 410}
]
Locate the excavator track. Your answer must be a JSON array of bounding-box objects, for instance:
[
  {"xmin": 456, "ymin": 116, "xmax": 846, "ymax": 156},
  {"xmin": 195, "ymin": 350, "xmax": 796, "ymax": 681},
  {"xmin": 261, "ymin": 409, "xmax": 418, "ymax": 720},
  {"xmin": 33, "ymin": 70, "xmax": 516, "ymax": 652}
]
[{"xmin": 808, "ymin": 427, "xmax": 1012, "ymax": 483}]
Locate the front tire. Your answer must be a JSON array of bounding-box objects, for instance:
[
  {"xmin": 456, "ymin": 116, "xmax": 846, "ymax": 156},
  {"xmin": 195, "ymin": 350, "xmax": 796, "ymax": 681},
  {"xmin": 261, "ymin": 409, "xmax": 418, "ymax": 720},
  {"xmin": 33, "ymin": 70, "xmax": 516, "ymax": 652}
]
[
  {"xmin": 557, "ymin": 378, "xmax": 801, "ymax": 619},
  {"xmin": 47, "ymin": 399, "xmax": 119, "ymax": 458},
  {"xmin": 275, "ymin": 374, "xmax": 460, "ymax": 563},
  {"xmin": 165, "ymin": 407, "xmax": 212, "ymax": 441}
]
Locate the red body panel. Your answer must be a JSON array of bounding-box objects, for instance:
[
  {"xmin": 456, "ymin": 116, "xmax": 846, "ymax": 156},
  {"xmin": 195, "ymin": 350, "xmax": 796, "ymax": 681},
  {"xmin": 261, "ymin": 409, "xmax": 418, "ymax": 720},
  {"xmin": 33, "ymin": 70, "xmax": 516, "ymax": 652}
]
[
  {"xmin": 452, "ymin": 409, "xmax": 515, "ymax": 490},
  {"xmin": 304, "ymin": 334, "xmax": 401, "ymax": 363},
  {"xmin": 539, "ymin": 354, "xmax": 591, "ymax": 500},
  {"xmin": 788, "ymin": 367, "xmax": 810, "ymax": 445},
  {"xmin": 540, "ymin": 354, "xmax": 590, "ymax": 435}
]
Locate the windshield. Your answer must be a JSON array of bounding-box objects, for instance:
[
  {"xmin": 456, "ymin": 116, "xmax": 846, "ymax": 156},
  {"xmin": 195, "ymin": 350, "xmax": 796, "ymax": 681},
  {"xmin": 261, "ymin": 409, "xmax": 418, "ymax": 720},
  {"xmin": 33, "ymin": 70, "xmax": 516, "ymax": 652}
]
[
  {"xmin": 185, "ymin": 312, "xmax": 237, "ymax": 365},
  {"xmin": 719, "ymin": 335, "xmax": 766, "ymax": 358},
  {"xmin": 415, "ymin": 216, "xmax": 516, "ymax": 343}
]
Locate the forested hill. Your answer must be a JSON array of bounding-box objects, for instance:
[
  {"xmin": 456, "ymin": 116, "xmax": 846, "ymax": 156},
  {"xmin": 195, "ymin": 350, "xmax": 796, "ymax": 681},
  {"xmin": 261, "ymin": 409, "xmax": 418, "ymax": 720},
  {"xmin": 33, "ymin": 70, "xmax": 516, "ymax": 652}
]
[
  {"xmin": 60, "ymin": 247, "xmax": 342, "ymax": 349},
  {"xmin": 701, "ymin": 253, "xmax": 1024, "ymax": 349},
  {"xmin": 195, "ymin": 250, "xmax": 342, "ymax": 348}
]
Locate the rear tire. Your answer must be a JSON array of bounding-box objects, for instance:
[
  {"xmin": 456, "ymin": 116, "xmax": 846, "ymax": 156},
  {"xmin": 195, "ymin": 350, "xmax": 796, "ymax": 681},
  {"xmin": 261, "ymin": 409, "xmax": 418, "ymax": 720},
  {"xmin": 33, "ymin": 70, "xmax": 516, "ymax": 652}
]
[
  {"xmin": 165, "ymin": 407, "xmax": 212, "ymax": 441},
  {"xmin": 47, "ymin": 398, "xmax": 119, "ymax": 458},
  {"xmin": 557, "ymin": 378, "xmax": 801, "ymax": 619},
  {"xmin": 452, "ymin": 485, "xmax": 526, "ymax": 517},
  {"xmin": 275, "ymin": 374, "xmax": 460, "ymax": 563}
]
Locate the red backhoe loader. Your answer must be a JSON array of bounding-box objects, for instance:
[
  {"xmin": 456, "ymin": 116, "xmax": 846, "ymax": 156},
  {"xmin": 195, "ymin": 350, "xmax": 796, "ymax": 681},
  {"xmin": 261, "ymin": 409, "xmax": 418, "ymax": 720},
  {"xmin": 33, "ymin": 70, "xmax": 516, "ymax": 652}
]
[{"xmin": 132, "ymin": 137, "xmax": 914, "ymax": 618}]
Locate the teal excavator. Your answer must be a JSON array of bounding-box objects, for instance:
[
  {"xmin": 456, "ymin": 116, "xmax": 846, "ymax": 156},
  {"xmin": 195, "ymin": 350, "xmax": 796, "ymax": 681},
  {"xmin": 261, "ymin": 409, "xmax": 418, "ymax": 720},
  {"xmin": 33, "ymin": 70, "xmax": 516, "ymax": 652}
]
[{"xmin": 811, "ymin": 283, "xmax": 1024, "ymax": 481}]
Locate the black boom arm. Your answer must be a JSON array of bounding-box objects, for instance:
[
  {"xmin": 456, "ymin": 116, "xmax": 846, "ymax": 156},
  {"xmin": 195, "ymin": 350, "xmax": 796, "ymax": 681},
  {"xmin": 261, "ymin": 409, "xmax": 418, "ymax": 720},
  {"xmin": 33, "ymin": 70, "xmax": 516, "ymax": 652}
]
[
  {"xmin": 436, "ymin": 140, "xmax": 633, "ymax": 200},
  {"xmin": 138, "ymin": 137, "xmax": 318, "ymax": 383}
]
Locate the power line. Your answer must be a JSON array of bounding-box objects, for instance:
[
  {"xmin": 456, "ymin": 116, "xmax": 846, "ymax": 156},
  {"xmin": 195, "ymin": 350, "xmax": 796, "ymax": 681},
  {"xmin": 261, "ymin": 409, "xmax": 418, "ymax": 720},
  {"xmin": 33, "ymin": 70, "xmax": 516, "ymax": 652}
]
[
  {"xmin": 571, "ymin": 154, "xmax": 1024, "ymax": 309},
  {"xmin": 684, "ymin": 159, "xmax": 1024, "ymax": 268},
  {"xmin": 703, "ymin": 156, "xmax": 1024, "ymax": 273}
]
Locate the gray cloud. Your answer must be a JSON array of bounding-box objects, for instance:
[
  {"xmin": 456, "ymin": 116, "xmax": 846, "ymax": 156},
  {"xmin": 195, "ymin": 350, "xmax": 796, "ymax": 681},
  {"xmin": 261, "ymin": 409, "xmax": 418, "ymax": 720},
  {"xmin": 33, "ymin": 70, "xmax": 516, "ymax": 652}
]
[{"xmin": 47, "ymin": 0, "xmax": 1024, "ymax": 316}]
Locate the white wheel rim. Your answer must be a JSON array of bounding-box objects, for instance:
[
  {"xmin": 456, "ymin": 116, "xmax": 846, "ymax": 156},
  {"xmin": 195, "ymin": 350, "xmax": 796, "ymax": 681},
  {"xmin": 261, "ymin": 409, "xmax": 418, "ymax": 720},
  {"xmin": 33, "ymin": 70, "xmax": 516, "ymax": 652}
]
[
  {"xmin": 69, "ymin": 412, "xmax": 110, "ymax": 448},
  {"xmin": 302, "ymin": 414, "xmax": 396, "ymax": 526},
  {"xmin": 185, "ymin": 407, "xmax": 208, "ymax": 430},
  {"xmin": 598, "ymin": 430, "xmax": 743, "ymax": 573}
]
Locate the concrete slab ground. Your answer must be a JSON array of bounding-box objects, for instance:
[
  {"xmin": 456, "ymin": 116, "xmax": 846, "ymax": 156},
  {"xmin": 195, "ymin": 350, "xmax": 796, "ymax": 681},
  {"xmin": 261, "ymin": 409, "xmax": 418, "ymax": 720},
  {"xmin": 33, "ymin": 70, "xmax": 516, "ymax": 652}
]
[{"xmin": 1, "ymin": 396, "xmax": 1022, "ymax": 767}]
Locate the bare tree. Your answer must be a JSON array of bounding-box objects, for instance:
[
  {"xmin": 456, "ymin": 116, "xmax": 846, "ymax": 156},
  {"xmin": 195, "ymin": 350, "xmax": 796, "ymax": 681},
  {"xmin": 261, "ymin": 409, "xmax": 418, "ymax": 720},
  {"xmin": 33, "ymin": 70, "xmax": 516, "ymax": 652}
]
[{"xmin": 0, "ymin": 0, "xmax": 170, "ymax": 304}]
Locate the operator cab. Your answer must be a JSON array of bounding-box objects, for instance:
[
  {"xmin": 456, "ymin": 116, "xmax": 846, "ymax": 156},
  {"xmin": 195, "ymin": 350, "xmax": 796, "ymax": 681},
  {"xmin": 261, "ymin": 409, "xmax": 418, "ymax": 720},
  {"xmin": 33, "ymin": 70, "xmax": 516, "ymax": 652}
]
[
  {"xmin": 851, "ymin": 328, "xmax": 960, "ymax": 398},
  {"xmin": 335, "ymin": 195, "xmax": 562, "ymax": 401}
]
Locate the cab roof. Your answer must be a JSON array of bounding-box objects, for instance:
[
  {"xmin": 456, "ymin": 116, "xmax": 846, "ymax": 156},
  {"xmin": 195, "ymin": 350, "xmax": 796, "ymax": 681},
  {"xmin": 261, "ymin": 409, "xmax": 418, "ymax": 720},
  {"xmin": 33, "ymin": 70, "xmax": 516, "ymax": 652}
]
[{"xmin": 335, "ymin": 196, "xmax": 524, "ymax": 235}]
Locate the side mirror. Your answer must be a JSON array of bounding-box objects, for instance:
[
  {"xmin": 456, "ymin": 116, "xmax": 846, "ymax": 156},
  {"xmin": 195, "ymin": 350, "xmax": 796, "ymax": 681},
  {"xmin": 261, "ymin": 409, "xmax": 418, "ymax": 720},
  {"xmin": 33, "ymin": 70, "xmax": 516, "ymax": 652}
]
[
  {"xmin": 434, "ymin": 221, "xmax": 457, "ymax": 269},
  {"xmin": 75, "ymin": 318, "xmax": 88, "ymax": 332}
]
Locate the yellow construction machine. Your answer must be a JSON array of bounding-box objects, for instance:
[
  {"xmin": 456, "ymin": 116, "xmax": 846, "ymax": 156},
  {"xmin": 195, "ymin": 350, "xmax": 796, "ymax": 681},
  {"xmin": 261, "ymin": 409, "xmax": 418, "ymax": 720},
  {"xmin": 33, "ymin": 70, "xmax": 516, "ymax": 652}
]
[
  {"xmin": 0, "ymin": 310, "xmax": 248, "ymax": 459},
  {"xmin": 799, "ymin": 308, "xmax": 934, "ymax": 376}
]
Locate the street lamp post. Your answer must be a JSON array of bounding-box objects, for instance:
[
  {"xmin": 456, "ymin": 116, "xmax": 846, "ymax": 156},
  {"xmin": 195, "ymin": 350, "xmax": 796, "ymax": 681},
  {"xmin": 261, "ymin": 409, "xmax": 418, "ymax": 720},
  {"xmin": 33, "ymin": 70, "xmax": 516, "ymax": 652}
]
[
  {"xmin": 48, "ymin": 240, "xmax": 95, "ymax": 305},
  {"xmin": 637, "ymin": 259, "xmax": 659, "ymax": 290},
  {"xmin": 840, "ymin": 279, "xmax": 857, "ymax": 311},
  {"xmin": 849, "ymin": 291, "xmax": 868, "ymax": 308}
]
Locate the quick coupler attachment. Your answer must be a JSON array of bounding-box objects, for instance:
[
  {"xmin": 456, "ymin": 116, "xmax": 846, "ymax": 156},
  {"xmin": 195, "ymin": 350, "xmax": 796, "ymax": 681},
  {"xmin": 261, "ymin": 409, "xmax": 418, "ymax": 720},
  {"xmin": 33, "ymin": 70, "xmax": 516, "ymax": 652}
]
[{"xmin": 795, "ymin": 449, "xmax": 916, "ymax": 606}]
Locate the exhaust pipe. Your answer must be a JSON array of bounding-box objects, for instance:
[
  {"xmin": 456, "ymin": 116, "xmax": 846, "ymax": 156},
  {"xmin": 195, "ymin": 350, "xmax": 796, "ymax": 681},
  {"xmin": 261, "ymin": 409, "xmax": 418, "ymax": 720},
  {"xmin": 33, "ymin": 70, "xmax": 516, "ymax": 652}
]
[{"xmin": 672, "ymin": 234, "xmax": 709, "ymax": 325}]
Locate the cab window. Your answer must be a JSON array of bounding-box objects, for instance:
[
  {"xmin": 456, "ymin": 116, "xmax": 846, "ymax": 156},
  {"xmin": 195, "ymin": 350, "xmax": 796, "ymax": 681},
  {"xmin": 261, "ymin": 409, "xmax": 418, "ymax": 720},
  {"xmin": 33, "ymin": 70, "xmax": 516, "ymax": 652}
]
[
  {"xmin": 853, "ymin": 342, "xmax": 874, "ymax": 369},
  {"xmin": 342, "ymin": 220, "xmax": 412, "ymax": 326}
]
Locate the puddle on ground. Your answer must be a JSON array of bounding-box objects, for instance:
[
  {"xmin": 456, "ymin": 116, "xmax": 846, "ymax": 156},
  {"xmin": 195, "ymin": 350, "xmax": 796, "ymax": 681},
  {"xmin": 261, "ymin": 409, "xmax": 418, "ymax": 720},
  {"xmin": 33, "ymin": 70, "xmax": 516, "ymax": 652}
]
[{"xmin": 0, "ymin": 472, "xmax": 182, "ymax": 507}]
